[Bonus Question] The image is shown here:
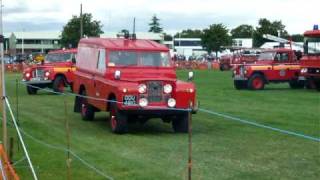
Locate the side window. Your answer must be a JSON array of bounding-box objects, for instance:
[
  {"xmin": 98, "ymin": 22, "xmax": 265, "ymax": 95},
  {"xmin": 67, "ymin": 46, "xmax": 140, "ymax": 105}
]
[
  {"xmin": 97, "ymin": 49, "xmax": 106, "ymax": 71},
  {"xmin": 275, "ymin": 53, "xmax": 288, "ymax": 62}
]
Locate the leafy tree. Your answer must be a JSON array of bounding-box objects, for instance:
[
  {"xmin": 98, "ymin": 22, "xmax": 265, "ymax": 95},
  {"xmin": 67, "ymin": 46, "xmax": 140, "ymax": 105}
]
[
  {"xmin": 61, "ymin": 13, "xmax": 103, "ymax": 48},
  {"xmin": 253, "ymin": 18, "xmax": 288, "ymax": 47},
  {"xmin": 290, "ymin": 34, "xmax": 304, "ymax": 42},
  {"xmin": 174, "ymin": 29, "xmax": 203, "ymax": 38},
  {"xmin": 231, "ymin": 24, "xmax": 254, "ymax": 38},
  {"xmin": 148, "ymin": 15, "xmax": 163, "ymax": 33},
  {"xmin": 163, "ymin": 33, "xmax": 173, "ymax": 41},
  {"xmin": 201, "ymin": 24, "xmax": 232, "ymax": 56}
]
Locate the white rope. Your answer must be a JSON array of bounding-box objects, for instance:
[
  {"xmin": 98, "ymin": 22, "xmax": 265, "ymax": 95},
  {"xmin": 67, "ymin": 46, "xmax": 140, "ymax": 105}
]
[
  {"xmin": 5, "ymin": 98, "xmax": 38, "ymax": 180},
  {"xmin": 0, "ymin": 158, "xmax": 7, "ymax": 180}
]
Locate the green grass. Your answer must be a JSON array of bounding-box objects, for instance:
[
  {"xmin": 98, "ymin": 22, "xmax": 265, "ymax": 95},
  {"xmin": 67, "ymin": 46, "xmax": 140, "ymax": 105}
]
[{"xmin": 1, "ymin": 70, "xmax": 319, "ymax": 180}]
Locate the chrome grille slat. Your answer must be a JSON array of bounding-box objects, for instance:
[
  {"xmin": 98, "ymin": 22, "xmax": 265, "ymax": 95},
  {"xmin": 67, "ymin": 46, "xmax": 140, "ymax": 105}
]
[{"xmin": 147, "ymin": 81, "xmax": 163, "ymax": 103}]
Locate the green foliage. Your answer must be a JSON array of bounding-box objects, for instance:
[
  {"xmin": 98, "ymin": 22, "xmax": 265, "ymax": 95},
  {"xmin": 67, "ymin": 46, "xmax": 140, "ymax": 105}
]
[
  {"xmin": 290, "ymin": 34, "xmax": 304, "ymax": 42},
  {"xmin": 201, "ymin": 24, "xmax": 231, "ymax": 55},
  {"xmin": 163, "ymin": 33, "xmax": 173, "ymax": 41},
  {"xmin": 253, "ymin": 18, "xmax": 288, "ymax": 47},
  {"xmin": 148, "ymin": 15, "xmax": 163, "ymax": 33},
  {"xmin": 174, "ymin": 29, "xmax": 203, "ymax": 38},
  {"xmin": 61, "ymin": 13, "xmax": 103, "ymax": 48},
  {"xmin": 231, "ymin": 24, "xmax": 254, "ymax": 38}
]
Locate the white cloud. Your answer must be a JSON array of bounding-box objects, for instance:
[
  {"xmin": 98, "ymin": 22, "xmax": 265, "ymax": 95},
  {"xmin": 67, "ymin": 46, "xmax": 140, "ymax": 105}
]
[{"xmin": 2, "ymin": 0, "xmax": 319, "ymax": 34}]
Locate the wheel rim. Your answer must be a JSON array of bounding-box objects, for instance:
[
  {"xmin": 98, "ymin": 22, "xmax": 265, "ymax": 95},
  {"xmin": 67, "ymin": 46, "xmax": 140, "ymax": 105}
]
[
  {"xmin": 110, "ymin": 107, "xmax": 117, "ymax": 130},
  {"xmin": 253, "ymin": 77, "xmax": 263, "ymax": 89},
  {"xmin": 81, "ymin": 99, "xmax": 87, "ymax": 117}
]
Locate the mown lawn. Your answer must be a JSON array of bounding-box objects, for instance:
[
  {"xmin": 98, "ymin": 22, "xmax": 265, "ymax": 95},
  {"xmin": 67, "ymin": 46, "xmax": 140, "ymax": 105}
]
[{"xmin": 1, "ymin": 70, "xmax": 319, "ymax": 180}]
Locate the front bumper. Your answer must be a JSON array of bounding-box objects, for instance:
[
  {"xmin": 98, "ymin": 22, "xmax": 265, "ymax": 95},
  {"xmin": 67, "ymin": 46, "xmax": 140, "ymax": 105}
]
[
  {"xmin": 22, "ymin": 79, "xmax": 52, "ymax": 85},
  {"xmin": 233, "ymin": 75, "xmax": 247, "ymax": 81}
]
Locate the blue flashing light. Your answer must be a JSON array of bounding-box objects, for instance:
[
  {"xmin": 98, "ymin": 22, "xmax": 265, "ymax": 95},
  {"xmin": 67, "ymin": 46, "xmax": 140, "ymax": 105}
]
[{"xmin": 314, "ymin": 24, "xmax": 319, "ymax": 30}]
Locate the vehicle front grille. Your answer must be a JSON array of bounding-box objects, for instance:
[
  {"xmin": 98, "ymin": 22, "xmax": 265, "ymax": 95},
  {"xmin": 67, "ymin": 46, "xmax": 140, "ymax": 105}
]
[
  {"xmin": 147, "ymin": 81, "xmax": 163, "ymax": 103},
  {"xmin": 308, "ymin": 68, "xmax": 320, "ymax": 74},
  {"xmin": 33, "ymin": 69, "xmax": 44, "ymax": 78}
]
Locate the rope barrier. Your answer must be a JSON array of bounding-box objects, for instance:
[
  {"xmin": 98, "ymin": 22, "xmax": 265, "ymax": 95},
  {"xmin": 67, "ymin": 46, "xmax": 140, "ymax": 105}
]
[
  {"xmin": 199, "ymin": 108, "xmax": 320, "ymax": 142},
  {"xmin": 5, "ymin": 97, "xmax": 38, "ymax": 180}
]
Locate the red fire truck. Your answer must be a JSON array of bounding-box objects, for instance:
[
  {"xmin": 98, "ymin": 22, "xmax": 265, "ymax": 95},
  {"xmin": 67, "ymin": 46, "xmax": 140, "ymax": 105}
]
[
  {"xmin": 219, "ymin": 48, "xmax": 260, "ymax": 71},
  {"xmin": 300, "ymin": 25, "xmax": 320, "ymax": 90},
  {"xmin": 73, "ymin": 37, "xmax": 197, "ymax": 134},
  {"xmin": 233, "ymin": 48, "xmax": 304, "ymax": 90},
  {"xmin": 22, "ymin": 48, "xmax": 77, "ymax": 94}
]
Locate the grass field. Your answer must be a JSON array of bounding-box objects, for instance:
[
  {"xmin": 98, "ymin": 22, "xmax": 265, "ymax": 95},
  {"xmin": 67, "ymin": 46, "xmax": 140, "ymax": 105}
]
[{"xmin": 1, "ymin": 70, "xmax": 319, "ymax": 180}]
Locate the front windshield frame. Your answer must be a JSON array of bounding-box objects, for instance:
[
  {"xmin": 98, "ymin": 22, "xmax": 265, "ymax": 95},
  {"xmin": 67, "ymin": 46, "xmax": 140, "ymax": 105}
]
[
  {"xmin": 304, "ymin": 37, "xmax": 320, "ymax": 56},
  {"xmin": 108, "ymin": 51, "xmax": 172, "ymax": 67},
  {"xmin": 258, "ymin": 51, "xmax": 276, "ymax": 61},
  {"xmin": 45, "ymin": 53, "xmax": 73, "ymax": 63}
]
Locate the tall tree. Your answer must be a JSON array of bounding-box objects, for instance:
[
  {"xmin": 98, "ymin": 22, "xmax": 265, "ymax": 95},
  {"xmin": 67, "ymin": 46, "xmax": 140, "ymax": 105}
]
[
  {"xmin": 61, "ymin": 13, "xmax": 103, "ymax": 48},
  {"xmin": 174, "ymin": 29, "xmax": 203, "ymax": 38},
  {"xmin": 253, "ymin": 18, "xmax": 288, "ymax": 47},
  {"xmin": 201, "ymin": 24, "xmax": 232, "ymax": 56},
  {"xmin": 230, "ymin": 24, "xmax": 254, "ymax": 38},
  {"xmin": 148, "ymin": 15, "xmax": 163, "ymax": 33}
]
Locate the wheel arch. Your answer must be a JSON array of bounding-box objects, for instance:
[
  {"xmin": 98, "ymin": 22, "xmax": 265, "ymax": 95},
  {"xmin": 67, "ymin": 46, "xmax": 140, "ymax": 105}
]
[
  {"xmin": 251, "ymin": 71, "xmax": 268, "ymax": 83},
  {"xmin": 106, "ymin": 93, "xmax": 116, "ymax": 112},
  {"xmin": 74, "ymin": 84, "xmax": 86, "ymax": 113}
]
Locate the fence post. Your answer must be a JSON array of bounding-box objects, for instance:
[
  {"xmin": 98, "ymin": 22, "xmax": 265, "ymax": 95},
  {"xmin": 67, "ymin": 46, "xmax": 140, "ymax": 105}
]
[{"xmin": 64, "ymin": 98, "xmax": 72, "ymax": 180}]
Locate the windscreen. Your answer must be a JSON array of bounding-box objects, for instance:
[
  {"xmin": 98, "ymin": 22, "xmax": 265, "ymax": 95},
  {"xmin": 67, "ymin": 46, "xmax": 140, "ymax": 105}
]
[
  {"xmin": 304, "ymin": 37, "xmax": 320, "ymax": 55},
  {"xmin": 258, "ymin": 52, "xmax": 276, "ymax": 61},
  {"xmin": 46, "ymin": 53, "xmax": 73, "ymax": 62},
  {"xmin": 109, "ymin": 51, "xmax": 171, "ymax": 67}
]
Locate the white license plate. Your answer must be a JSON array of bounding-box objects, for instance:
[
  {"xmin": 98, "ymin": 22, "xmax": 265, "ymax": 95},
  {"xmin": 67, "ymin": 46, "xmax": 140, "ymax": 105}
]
[
  {"xmin": 31, "ymin": 77, "xmax": 41, "ymax": 81},
  {"xmin": 123, "ymin": 95, "xmax": 136, "ymax": 106}
]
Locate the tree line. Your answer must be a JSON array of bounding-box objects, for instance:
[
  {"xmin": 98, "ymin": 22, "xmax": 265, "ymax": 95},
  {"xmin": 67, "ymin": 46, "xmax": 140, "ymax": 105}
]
[{"xmin": 61, "ymin": 14, "xmax": 304, "ymax": 56}]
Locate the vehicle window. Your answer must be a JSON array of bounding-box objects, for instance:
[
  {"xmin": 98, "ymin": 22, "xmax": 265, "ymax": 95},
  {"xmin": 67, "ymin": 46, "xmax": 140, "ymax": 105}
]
[
  {"xmin": 275, "ymin": 53, "xmax": 289, "ymax": 62},
  {"xmin": 258, "ymin": 52, "xmax": 276, "ymax": 61},
  {"xmin": 46, "ymin": 53, "xmax": 72, "ymax": 62},
  {"xmin": 140, "ymin": 52, "xmax": 170, "ymax": 67},
  {"xmin": 97, "ymin": 49, "xmax": 106, "ymax": 71},
  {"xmin": 110, "ymin": 51, "xmax": 137, "ymax": 66},
  {"xmin": 109, "ymin": 51, "xmax": 170, "ymax": 67},
  {"xmin": 304, "ymin": 37, "xmax": 320, "ymax": 55}
]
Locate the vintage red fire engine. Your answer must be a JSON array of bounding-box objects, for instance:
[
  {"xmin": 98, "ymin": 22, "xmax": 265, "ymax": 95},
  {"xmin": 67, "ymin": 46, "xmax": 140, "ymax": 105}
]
[
  {"xmin": 300, "ymin": 25, "xmax": 320, "ymax": 90},
  {"xmin": 233, "ymin": 48, "xmax": 304, "ymax": 90},
  {"xmin": 22, "ymin": 48, "xmax": 77, "ymax": 94},
  {"xmin": 219, "ymin": 48, "xmax": 260, "ymax": 71},
  {"xmin": 73, "ymin": 37, "xmax": 197, "ymax": 134}
]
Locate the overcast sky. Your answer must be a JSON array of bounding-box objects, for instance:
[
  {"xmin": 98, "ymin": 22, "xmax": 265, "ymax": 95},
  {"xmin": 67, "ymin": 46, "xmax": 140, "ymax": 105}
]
[{"xmin": 2, "ymin": 0, "xmax": 319, "ymax": 35}]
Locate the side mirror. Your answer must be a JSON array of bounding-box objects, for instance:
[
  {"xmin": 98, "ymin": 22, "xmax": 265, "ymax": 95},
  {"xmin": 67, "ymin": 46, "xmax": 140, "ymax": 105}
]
[
  {"xmin": 114, "ymin": 70, "xmax": 121, "ymax": 80},
  {"xmin": 188, "ymin": 71, "xmax": 194, "ymax": 81}
]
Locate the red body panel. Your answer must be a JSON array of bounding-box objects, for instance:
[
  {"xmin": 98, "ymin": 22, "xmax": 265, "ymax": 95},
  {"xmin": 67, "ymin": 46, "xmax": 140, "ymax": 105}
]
[{"xmin": 73, "ymin": 38, "xmax": 197, "ymax": 113}]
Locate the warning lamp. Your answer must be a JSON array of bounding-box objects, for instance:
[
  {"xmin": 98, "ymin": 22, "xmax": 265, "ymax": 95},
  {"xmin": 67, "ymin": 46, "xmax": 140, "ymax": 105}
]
[{"xmin": 313, "ymin": 25, "xmax": 319, "ymax": 30}]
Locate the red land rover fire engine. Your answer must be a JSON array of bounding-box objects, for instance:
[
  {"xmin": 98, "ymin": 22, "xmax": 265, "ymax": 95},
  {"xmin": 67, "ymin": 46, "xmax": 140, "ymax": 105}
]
[
  {"xmin": 22, "ymin": 48, "xmax": 77, "ymax": 94},
  {"xmin": 300, "ymin": 25, "xmax": 320, "ymax": 90},
  {"xmin": 233, "ymin": 48, "xmax": 304, "ymax": 90},
  {"xmin": 219, "ymin": 48, "xmax": 260, "ymax": 71},
  {"xmin": 73, "ymin": 37, "xmax": 197, "ymax": 134}
]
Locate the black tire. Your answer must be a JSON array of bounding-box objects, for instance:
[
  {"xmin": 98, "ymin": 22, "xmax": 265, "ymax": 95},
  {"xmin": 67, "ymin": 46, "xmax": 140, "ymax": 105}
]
[
  {"xmin": 289, "ymin": 80, "xmax": 305, "ymax": 89},
  {"xmin": 109, "ymin": 102, "xmax": 128, "ymax": 134},
  {"xmin": 248, "ymin": 74, "xmax": 265, "ymax": 90},
  {"xmin": 315, "ymin": 81, "xmax": 320, "ymax": 91},
  {"xmin": 305, "ymin": 79, "xmax": 316, "ymax": 89},
  {"xmin": 26, "ymin": 85, "xmax": 38, "ymax": 95},
  {"xmin": 219, "ymin": 64, "xmax": 224, "ymax": 71},
  {"xmin": 172, "ymin": 112, "xmax": 189, "ymax": 133},
  {"xmin": 80, "ymin": 90, "xmax": 95, "ymax": 121},
  {"xmin": 234, "ymin": 80, "xmax": 247, "ymax": 90},
  {"xmin": 53, "ymin": 76, "xmax": 66, "ymax": 93}
]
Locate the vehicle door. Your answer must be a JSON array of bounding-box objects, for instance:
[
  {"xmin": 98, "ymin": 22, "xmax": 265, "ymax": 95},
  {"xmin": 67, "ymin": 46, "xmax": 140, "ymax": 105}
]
[
  {"xmin": 93, "ymin": 48, "xmax": 107, "ymax": 109},
  {"xmin": 271, "ymin": 52, "xmax": 290, "ymax": 81}
]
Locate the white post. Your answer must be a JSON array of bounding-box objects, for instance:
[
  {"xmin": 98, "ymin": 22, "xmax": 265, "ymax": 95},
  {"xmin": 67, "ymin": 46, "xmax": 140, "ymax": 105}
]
[{"xmin": 0, "ymin": 0, "xmax": 7, "ymax": 152}]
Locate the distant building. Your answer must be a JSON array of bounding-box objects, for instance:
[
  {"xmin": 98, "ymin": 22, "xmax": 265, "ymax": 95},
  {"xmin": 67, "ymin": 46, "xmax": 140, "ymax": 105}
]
[
  {"xmin": 232, "ymin": 38, "xmax": 253, "ymax": 48},
  {"xmin": 173, "ymin": 38, "xmax": 206, "ymax": 57},
  {"xmin": 4, "ymin": 31, "xmax": 61, "ymax": 55},
  {"xmin": 4, "ymin": 31, "xmax": 164, "ymax": 56}
]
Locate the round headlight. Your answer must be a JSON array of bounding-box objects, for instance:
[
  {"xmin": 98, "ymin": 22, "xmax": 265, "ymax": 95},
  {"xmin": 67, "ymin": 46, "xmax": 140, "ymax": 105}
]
[
  {"xmin": 45, "ymin": 71, "xmax": 50, "ymax": 77},
  {"xmin": 139, "ymin": 98, "xmax": 148, "ymax": 107},
  {"xmin": 163, "ymin": 84, "xmax": 172, "ymax": 94},
  {"xmin": 138, "ymin": 84, "xmax": 147, "ymax": 94},
  {"xmin": 168, "ymin": 98, "xmax": 176, "ymax": 108},
  {"xmin": 25, "ymin": 73, "xmax": 31, "ymax": 78}
]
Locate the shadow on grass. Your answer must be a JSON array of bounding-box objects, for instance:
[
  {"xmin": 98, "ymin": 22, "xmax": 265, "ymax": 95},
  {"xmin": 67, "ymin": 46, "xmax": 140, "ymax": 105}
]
[{"xmin": 93, "ymin": 116, "xmax": 176, "ymax": 135}]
